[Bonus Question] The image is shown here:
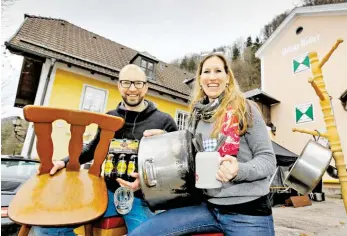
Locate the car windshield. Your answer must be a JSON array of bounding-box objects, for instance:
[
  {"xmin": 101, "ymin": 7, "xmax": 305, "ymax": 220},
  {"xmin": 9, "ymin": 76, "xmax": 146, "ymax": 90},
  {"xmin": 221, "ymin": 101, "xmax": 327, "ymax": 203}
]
[{"xmin": 1, "ymin": 159, "xmax": 39, "ymax": 179}]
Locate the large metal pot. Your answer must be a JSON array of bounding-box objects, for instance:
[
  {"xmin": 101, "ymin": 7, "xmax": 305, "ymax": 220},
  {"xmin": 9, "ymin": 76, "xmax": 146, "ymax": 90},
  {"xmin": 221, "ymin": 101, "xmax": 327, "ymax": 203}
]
[
  {"xmin": 284, "ymin": 140, "xmax": 332, "ymax": 195},
  {"xmin": 138, "ymin": 130, "xmax": 201, "ymax": 211}
]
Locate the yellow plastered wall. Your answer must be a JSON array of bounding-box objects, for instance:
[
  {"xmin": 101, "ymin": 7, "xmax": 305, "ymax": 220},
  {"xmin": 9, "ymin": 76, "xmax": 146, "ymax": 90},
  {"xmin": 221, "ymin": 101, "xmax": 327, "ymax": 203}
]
[
  {"xmin": 146, "ymin": 94, "xmax": 188, "ymax": 118},
  {"xmin": 47, "ymin": 68, "xmax": 188, "ymax": 159}
]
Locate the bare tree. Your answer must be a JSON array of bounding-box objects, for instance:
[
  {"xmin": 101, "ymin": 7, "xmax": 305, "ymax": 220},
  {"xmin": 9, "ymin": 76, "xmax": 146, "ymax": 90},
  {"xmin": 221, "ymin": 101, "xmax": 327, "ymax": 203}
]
[
  {"xmin": 301, "ymin": 0, "xmax": 345, "ymax": 6},
  {"xmin": 170, "ymin": 58, "xmax": 181, "ymax": 68},
  {"xmin": 1, "ymin": 0, "xmax": 20, "ymax": 29},
  {"xmin": 1, "ymin": 0, "xmax": 18, "ymax": 13},
  {"xmin": 1, "ymin": 44, "xmax": 21, "ymax": 117},
  {"xmin": 261, "ymin": 12, "xmax": 289, "ymax": 41}
]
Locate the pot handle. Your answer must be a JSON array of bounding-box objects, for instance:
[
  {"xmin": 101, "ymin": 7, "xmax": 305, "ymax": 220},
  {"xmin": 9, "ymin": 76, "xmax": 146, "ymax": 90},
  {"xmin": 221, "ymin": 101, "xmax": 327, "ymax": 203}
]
[{"xmin": 143, "ymin": 158, "xmax": 157, "ymax": 187}]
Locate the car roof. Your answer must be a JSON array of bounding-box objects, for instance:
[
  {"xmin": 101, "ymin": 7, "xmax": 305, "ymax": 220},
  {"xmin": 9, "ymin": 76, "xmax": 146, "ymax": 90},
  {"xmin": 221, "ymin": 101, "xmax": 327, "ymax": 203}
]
[{"xmin": 1, "ymin": 155, "xmax": 40, "ymax": 163}]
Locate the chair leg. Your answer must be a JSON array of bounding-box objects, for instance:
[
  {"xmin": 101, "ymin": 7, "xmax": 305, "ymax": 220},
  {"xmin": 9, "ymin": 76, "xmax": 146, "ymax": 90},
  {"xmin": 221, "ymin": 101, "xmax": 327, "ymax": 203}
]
[
  {"xmin": 84, "ymin": 223, "xmax": 93, "ymax": 236},
  {"xmin": 18, "ymin": 225, "xmax": 31, "ymax": 236}
]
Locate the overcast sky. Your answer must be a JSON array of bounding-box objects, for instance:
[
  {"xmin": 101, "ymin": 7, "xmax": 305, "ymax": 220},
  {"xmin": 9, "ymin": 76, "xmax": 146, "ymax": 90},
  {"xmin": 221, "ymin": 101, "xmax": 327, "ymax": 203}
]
[
  {"xmin": 1, "ymin": 0, "xmax": 301, "ymax": 61},
  {"xmin": 1, "ymin": 0, "xmax": 301, "ymax": 115}
]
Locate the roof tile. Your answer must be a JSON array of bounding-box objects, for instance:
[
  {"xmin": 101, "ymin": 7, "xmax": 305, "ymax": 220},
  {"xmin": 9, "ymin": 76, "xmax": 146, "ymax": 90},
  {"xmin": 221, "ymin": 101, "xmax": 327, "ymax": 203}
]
[{"xmin": 6, "ymin": 15, "xmax": 194, "ymax": 100}]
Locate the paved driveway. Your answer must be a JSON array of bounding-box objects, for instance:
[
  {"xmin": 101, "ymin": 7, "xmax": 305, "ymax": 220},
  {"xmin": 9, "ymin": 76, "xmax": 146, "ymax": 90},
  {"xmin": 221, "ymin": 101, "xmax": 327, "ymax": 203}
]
[{"xmin": 274, "ymin": 197, "xmax": 347, "ymax": 236}]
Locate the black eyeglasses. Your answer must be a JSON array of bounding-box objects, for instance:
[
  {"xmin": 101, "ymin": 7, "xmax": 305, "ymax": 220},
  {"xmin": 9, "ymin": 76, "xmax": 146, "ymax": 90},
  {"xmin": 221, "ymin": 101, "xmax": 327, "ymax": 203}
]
[{"xmin": 119, "ymin": 80, "xmax": 147, "ymax": 89}]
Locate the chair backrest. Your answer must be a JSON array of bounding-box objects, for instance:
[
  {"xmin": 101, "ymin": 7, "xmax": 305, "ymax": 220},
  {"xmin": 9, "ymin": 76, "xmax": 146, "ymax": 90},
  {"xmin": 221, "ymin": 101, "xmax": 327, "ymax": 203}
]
[{"xmin": 24, "ymin": 105, "xmax": 124, "ymax": 177}]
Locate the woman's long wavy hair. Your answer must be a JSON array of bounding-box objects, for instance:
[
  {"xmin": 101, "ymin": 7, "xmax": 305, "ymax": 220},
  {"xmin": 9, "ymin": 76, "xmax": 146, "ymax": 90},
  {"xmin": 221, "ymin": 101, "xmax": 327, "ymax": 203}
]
[{"xmin": 189, "ymin": 53, "xmax": 251, "ymax": 137}]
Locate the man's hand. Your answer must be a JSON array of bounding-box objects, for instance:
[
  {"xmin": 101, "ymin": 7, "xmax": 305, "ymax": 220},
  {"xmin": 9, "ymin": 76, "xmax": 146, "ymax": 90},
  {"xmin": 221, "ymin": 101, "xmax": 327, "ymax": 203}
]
[
  {"xmin": 37, "ymin": 160, "xmax": 65, "ymax": 175},
  {"xmin": 116, "ymin": 172, "xmax": 141, "ymax": 192},
  {"xmin": 216, "ymin": 155, "xmax": 239, "ymax": 182},
  {"xmin": 143, "ymin": 129, "xmax": 167, "ymax": 137}
]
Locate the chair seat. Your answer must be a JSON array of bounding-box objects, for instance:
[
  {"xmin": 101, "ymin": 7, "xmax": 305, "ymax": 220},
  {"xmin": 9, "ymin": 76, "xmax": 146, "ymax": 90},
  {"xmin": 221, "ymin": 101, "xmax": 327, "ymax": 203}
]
[
  {"xmin": 8, "ymin": 169, "xmax": 108, "ymax": 226},
  {"xmin": 94, "ymin": 216, "xmax": 125, "ymax": 229}
]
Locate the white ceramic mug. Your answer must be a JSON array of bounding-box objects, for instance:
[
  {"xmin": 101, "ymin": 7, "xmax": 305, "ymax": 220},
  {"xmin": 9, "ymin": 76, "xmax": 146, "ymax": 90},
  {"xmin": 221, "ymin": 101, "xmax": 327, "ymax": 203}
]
[{"xmin": 195, "ymin": 151, "xmax": 222, "ymax": 189}]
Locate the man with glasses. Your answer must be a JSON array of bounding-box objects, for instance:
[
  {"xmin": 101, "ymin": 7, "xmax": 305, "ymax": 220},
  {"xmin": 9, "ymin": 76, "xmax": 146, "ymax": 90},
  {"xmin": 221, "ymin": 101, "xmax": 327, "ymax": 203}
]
[{"xmin": 33, "ymin": 64, "xmax": 178, "ymax": 235}]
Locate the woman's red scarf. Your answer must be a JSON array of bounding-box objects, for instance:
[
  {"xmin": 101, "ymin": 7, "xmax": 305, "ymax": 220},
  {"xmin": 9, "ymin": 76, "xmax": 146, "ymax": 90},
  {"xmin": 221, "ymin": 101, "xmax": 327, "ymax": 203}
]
[{"xmin": 218, "ymin": 108, "xmax": 240, "ymax": 157}]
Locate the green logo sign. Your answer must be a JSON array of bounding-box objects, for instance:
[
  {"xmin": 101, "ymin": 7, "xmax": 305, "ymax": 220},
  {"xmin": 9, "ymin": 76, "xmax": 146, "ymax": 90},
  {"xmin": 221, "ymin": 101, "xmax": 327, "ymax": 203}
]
[
  {"xmin": 293, "ymin": 54, "xmax": 310, "ymax": 73},
  {"xmin": 295, "ymin": 103, "xmax": 314, "ymax": 124}
]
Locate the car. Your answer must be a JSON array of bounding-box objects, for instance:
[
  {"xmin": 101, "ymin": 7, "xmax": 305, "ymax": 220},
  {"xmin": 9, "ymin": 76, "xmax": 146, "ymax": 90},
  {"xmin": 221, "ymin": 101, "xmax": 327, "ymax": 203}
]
[{"xmin": 1, "ymin": 155, "xmax": 40, "ymax": 236}]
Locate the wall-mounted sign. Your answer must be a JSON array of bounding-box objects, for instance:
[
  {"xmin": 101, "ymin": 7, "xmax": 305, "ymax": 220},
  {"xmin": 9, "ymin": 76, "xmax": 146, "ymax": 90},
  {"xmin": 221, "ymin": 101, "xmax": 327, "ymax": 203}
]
[
  {"xmin": 282, "ymin": 34, "xmax": 320, "ymax": 56},
  {"xmin": 295, "ymin": 103, "xmax": 314, "ymax": 124},
  {"xmin": 293, "ymin": 54, "xmax": 310, "ymax": 73}
]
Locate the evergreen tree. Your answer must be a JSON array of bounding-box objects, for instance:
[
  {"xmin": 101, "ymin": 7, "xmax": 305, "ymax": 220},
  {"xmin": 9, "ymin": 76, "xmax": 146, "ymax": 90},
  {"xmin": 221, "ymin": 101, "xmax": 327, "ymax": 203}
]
[
  {"xmin": 232, "ymin": 44, "xmax": 240, "ymax": 61},
  {"xmin": 187, "ymin": 58, "xmax": 196, "ymax": 73},
  {"xmin": 246, "ymin": 36, "xmax": 252, "ymax": 47},
  {"xmin": 254, "ymin": 37, "xmax": 261, "ymax": 47},
  {"xmin": 180, "ymin": 56, "xmax": 188, "ymax": 70}
]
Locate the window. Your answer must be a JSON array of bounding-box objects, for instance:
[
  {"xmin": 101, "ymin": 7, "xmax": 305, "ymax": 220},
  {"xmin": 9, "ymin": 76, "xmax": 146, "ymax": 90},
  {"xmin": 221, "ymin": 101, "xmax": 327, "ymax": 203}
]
[
  {"xmin": 140, "ymin": 59, "xmax": 154, "ymax": 79},
  {"xmin": 175, "ymin": 110, "xmax": 189, "ymax": 130},
  {"xmin": 296, "ymin": 26, "xmax": 303, "ymax": 35},
  {"xmin": 80, "ymin": 85, "xmax": 107, "ymax": 113},
  {"xmin": 340, "ymin": 89, "xmax": 347, "ymax": 111}
]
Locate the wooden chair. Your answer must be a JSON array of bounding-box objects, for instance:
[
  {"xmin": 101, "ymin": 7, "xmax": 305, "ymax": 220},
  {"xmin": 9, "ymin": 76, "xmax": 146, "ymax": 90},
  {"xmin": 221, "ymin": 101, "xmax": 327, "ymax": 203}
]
[{"xmin": 8, "ymin": 105, "xmax": 124, "ymax": 236}]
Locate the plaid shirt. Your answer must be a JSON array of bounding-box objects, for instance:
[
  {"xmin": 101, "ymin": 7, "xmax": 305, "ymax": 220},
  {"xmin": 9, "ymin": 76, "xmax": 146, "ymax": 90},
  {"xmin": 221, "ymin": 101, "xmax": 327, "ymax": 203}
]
[{"xmin": 203, "ymin": 138, "xmax": 218, "ymax": 152}]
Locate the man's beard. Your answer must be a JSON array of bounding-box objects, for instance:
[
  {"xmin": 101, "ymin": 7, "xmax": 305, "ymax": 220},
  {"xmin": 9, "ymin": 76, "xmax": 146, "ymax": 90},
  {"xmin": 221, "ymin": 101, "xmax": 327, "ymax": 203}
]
[{"xmin": 122, "ymin": 95, "xmax": 144, "ymax": 107}]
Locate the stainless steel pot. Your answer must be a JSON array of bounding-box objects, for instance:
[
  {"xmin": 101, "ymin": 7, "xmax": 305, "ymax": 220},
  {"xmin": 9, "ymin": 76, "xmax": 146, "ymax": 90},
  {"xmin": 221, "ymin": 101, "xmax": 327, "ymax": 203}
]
[
  {"xmin": 284, "ymin": 140, "xmax": 332, "ymax": 195},
  {"xmin": 138, "ymin": 130, "xmax": 201, "ymax": 211}
]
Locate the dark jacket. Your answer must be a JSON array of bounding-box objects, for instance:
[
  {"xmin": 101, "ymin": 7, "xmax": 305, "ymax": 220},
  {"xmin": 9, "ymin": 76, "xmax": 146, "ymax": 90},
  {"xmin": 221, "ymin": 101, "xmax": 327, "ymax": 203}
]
[{"xmin": 62, "ymin": 100, "xmax": 178, "ymax": 196}]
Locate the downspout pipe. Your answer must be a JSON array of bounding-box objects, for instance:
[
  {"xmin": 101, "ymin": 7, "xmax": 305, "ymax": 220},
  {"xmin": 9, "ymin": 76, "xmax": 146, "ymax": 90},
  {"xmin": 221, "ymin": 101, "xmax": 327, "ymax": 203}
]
[
  {"xmin": 39, "ymin": 58, "xmax": 56, "ymax": 106},
  {"xmin": 27, "ymin": 58, "xmax": 56, "ymax": 158}
]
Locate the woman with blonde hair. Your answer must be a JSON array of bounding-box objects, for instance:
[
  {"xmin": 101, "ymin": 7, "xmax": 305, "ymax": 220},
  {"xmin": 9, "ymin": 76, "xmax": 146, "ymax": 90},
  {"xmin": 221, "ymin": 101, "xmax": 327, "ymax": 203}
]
[{"xmin": 129, "ymin": 53, "xmax": 276, "ymax": 236}]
